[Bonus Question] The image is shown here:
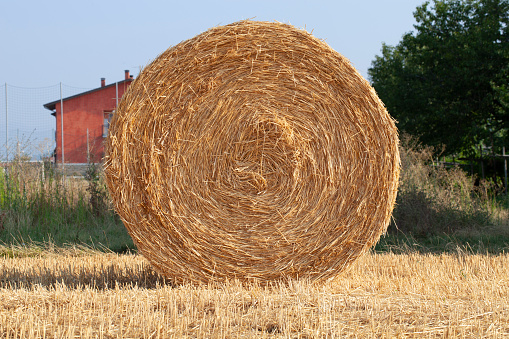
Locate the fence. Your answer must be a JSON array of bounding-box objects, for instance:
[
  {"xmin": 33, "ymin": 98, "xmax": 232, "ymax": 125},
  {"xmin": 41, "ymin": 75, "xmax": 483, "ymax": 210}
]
[
  {"xmin": 2, "ymin": 81, "xmax": 509, "ymax": 185},
  {"xmin": 0, "ymin": 83, "xmax": 92, "ymax": 165}
]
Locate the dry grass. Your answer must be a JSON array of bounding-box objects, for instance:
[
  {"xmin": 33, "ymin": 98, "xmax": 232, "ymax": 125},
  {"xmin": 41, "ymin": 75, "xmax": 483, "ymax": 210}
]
[
  {"xmin": 105, "ymin": 20, "xmax": 400, "ymax": 283},
  {"xmin": 1, "ymin": 250, "xmax": 507, "ymax": 338},
  {"xmin": 392, "ymin": 135, "xmax": 497, "ymax": 236}
]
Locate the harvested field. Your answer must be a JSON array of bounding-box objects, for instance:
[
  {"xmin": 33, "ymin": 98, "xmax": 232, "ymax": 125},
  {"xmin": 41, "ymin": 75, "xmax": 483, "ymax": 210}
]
[{"xmin": 1, "ymin": 249, "xmax": 508, "ymax": 338}]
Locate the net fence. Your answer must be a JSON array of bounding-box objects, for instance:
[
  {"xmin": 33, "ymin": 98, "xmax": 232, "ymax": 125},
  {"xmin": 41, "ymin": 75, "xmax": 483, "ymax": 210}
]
[{"xmin": 0, "ymin": 83, "xmax": 92, "ymax": 163}]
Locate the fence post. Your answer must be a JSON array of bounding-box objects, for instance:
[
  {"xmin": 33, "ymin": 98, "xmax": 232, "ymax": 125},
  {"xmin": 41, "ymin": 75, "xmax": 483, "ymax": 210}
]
[
  {"xmin": 60, "ymin": 82, "xmax": 65, "ymax": 179},
  {"xmin": 4, "ymin": 83, "xmax": 8, "ymax": 205},
  {"xmin": 87, "ymin": 128, "xmax": 90, "ymax": 164},
  {"xmin": 480, "ymin": 145, "xmax": 484, "ymax": 180},
  {"xmin": 5, "ymin": 83, "xmax": 7, "ymax": 163},
  {"xmin": 41, "ymin": 160, "xmax": 45, "ymax": 182},
  {"xmin": 504, "ymin": 147, "xmax": 507, "ymax": 195},
  {"xmin": 16, "ymin": 129, "xmax": 19, "ymax": 160}
]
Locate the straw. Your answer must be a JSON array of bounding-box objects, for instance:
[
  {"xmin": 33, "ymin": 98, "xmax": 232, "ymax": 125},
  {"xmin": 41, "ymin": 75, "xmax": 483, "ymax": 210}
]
[{"xmin": 104, "ymin": 20, "xmax": 400, "ymax": 284}]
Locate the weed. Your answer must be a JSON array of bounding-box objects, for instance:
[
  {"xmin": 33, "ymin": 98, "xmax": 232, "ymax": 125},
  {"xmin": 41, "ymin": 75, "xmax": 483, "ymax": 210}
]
[
  {"xmin": 0, "ymin": 159, "xmax": 133, "ymax": 251},
  {"xmin": 391, "ymin": 135, "xmax": 498, "ymax": 236}
]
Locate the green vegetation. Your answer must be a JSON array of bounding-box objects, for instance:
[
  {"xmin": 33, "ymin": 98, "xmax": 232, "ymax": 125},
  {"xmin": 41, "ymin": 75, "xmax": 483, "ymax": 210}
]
[
  {"xmin": 367, "ymin": 0, "xmax": 509, "ymax": 253},
  {"xmin": 369, "ymin": 0, "xmax": 509, "ymax": 158},
  {"xmin": 377, "ymin": 135, "xmax": 509, "ymax": 253},
  {"xmin": 0, "ymin": 160, "xmax": 134, "ymax": 253},
  {"xmin": 1, "ymin": 136, "xmax": 508, "ymax": 255},
  {"xmin": 2, "ymin": 1, "xmax": 508, "ymax": 254},
  {"xmin": 375, "ymin": 232, "xmax": 509, "ymax": 254}
]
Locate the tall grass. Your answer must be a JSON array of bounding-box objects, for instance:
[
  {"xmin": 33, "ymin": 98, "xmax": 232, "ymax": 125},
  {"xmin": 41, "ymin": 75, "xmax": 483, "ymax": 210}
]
[
  {"xmin": 1, "ymin": 136, "xmax": 507, "ymax": 253},
  {"xmin": 0, "ymin": 160, "xmax": 133, "ymax": 252},
  {"xmin": 391, "ymin": 135, "xmax": 504, "ymax": 236}
]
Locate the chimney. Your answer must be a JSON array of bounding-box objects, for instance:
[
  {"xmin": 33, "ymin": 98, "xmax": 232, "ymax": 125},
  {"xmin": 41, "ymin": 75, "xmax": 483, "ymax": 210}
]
[
  {"xmin": 125, "ymin": 70, "xmax": 130, "ymax": 80},
  {"xmin": 101, "ymin": 78, "xmax": 105, "ymax": 87}
]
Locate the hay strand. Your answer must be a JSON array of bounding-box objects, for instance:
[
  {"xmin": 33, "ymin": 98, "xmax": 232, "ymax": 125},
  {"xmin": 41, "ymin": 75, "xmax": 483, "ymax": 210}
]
[{"xmin": 104, "ymin": 20, "xmax": 400, "ymax": 284}]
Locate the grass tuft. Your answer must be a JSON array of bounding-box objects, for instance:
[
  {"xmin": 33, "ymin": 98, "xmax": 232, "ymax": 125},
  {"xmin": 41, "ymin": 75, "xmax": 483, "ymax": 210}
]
[
  {"xmin": 391, "ymin": 135, "xmax": 504, "ymax": 237},
  {"xmin": 0, "ymin": 160, "xmax": 134, "ymax": 252}
]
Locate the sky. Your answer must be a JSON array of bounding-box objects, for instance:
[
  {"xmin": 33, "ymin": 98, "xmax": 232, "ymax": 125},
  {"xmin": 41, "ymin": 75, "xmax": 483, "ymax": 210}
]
[
  {"xmin": 0, "ymin": 0, "xmax": 426, "ymax": 160},
  {"xmin": 0, "ymin": 0, "xmax": 426, "ymax": 88}
]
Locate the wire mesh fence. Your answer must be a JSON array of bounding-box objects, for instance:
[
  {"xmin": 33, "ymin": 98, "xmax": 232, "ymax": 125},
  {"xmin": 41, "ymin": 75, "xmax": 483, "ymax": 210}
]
[
  {"xmin": 0, "ymin": 83, "xmax": 92, "ymax": 164},
  {"xmin": 0, "ymin": 81, "xmax": 131, "ymax": 237}
]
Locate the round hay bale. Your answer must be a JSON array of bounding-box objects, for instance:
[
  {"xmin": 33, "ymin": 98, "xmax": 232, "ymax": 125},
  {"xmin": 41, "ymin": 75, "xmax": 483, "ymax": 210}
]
[{"xmin": 104, "ymin": 20, "xmax": 400, "ymax": 284}]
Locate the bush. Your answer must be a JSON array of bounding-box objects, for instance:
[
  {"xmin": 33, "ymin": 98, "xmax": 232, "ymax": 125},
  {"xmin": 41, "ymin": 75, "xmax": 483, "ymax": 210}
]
[
  {"xmin": 84, "ymin": 162, "xmax": 109, "ymax": 217},
  {"xmin": 0, "ymin": 135, "xmax": 504, "ymax": 250},
  {"xmin": 0, "ymin": 160, "xmax": 133, "ymax": 251},
  {"xmin": 391, "ymin": 135, "xmax": 495, "ymax": 236}
]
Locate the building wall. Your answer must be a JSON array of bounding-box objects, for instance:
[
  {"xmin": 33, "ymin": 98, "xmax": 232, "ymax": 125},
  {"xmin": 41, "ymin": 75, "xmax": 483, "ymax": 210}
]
[{"xmin": 55, "ymin": 81, "xmax": 132, "ymax": 164}]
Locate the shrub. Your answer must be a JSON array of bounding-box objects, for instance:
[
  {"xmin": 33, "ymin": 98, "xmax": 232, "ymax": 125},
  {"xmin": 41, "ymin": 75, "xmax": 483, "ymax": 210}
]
[
  {"xmin": 84, "ymin": 162, "xmax": 109, "ymax": 217},
  {"xmin": 391, "ymin": 135, "xmax": 494, "ymax": 236},
  {"xmin": 0, "ymin": 159, "xmax": 132, "ymax": 251}
]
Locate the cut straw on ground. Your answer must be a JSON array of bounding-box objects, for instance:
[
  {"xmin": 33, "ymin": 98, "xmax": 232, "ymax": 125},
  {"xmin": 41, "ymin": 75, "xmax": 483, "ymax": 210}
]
[{"xmin": 1, "ymin": 251, "xmax": 507, "ymax": 338}]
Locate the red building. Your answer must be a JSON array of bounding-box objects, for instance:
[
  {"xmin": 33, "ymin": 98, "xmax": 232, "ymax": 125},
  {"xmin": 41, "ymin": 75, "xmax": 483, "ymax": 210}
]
[{"xmin": 44, "ymin": 70, "xmax": 134, "ymax": 164}]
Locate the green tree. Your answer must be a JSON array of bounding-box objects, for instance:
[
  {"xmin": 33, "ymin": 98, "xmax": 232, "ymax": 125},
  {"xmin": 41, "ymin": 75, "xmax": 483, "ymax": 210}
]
[{"xmin": 369, "ymin": 0, "xmax": 509, "ymax": 156}]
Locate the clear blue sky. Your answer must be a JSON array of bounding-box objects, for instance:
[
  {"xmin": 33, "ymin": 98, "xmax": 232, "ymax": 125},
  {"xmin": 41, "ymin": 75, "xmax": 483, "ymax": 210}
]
[{"xmin": 1, "ymin": 0, "xmax": 425, "ymax": 88}]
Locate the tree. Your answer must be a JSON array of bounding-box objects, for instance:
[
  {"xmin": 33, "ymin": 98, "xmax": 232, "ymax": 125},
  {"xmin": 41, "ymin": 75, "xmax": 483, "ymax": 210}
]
[{"xmin": 369, "ymin": 0, "xmax": 509, "ymax": 157}]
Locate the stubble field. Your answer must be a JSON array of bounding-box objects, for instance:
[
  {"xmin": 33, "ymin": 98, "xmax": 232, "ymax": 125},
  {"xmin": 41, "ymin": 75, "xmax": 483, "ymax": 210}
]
[{"xmin": 0, "ymin": 248, "xmax": 508, "ymax": 338}]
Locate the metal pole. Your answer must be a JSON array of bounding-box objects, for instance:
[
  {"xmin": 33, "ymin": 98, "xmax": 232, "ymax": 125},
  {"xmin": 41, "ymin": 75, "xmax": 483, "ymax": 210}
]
[
  {"xmin": 16, "ymin": 129, "xmax": 19, "ymax": 160},
  {"xmin": 87, "ymin": 128, "xmax": 90, "ymax": 164},
  {"xmin": 504, "ymin": 147, "xmax": 507, "ymax": 195},
  {"xmin": 60, "ymin": 82, "xmax": 64, "ymax": 175},
  {"xmin": 480, "ymin": 145, "xmax": 484, "ymax": 180},
  {"xmin": 5, "ymin": 83, "xmax": 7, "ymax": 163},
  {"xmin": 4, "ymin": 84, "xmax": 8, "ymax": 204}
]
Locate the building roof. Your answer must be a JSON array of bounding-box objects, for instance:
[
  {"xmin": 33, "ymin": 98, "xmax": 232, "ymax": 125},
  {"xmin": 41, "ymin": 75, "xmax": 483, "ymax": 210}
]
[{"xmin": 43, "ymin": 78, "xmax": 133, "ymax": 113}]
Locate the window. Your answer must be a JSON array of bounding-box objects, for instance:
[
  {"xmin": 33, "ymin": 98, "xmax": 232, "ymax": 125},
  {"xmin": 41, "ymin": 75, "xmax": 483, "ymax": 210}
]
[{"xmin": 103, "ymin": 111, "xmax": 114, "ymax": 137}]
